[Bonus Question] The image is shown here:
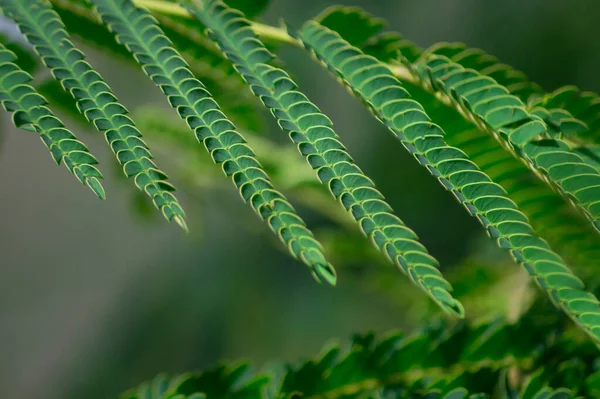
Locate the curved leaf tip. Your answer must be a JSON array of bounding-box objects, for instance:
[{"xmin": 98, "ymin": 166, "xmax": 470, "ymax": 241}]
[
  {"xmin": 313, "ymin": 262, "xmax": 337, "ymax": 286},
  {"xmin": 173, "ymin": 215, "xmax": 189, "ymax": 232},
  {"xmin": 86, "ymin": 177, "xmax": 106, "ymax": 200}
]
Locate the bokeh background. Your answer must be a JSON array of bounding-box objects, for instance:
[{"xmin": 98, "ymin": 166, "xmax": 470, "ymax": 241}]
[{"xmin": 1, "ymin": 0, "xmax": 600, "ymax": 398}]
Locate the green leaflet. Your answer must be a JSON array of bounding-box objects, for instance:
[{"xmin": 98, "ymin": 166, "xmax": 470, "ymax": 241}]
[
  {"xmin": 277, "ymin": 320, "xmax": 541, "ymax": 397},
  {"xmin": 409, "ymin": 53, "xmax": 600, "ymax": 235},
  {"xmin": 446, "ymin": 125, "xmax": 600, "ymax": 276},
  {"xmin": 121, "ymin": 311, "xmax": 567, "ymax": 398},
  {"xmin": 49, "ymin": 0, "xmax": 265, "ymax": 133},
  {"xmin": 423, "ymin": 43, "xmax": 542, "ymax": 103},
  {"xmin": 0, "ymin": 0, "xmax": 187, "ymax": 229},
  {"xmin": 183, "ymin": 0, "xmax": 463, "ymax": 316},
  {"xmin": 520, "ymin": 369, "xmax": 580, "ymax": 399},
  {"xmin": 88, "ymin": 0, "xmax": 336, "ymax": 285},
  {"xmin": 529, "ymin": 85, "xmax": 600, "ymax": 143},
  {"xmin": 121, "ymin": 366, "xmax": 267, "ymax": 399},
  {"xmin": 150, "ymin": 13, "xmax": 265, "ymax": 133},
  {"xmin": 403, "ymin": 83, "xmax": 600, "ymax": 277},
  {"xmin": 0, "ymin": 42, "xmax": 105, "ymax": 198},
  {"xmin": 315, "ymin": 5, "xmax": 422, "ymax": 64},
  {"xmin": 0, "ymin": 33, "xmax": 40, "ymax": 74},
  {"xmin": 422, "ymin": 43, "xmax": 600, "ymax": 181},
  {"xmin": 297, "ymin": 21, "xmax": 600, "ymax": 346}
]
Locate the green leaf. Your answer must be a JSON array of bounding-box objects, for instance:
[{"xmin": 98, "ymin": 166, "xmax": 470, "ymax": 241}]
[
  {"xmin": 402, "ymin": 83, "xmax": 600, "ymax": 281},
  {"xmin": 412, "ymin": 53, "xmax": 600, "ymax": 235},
  {"xmin": 1, "ymin": 0, "xmax": 187, "ymax": 228},
  {"xmin": 0, "ymin": 42, "xmax": 105, "ymax": 198},
  {"xmin": 183, "ymin": 0, "xmax": 463, "ymax": 317},
  {"xmin": 315, "ymin": 6, "xmax": 422, "ymax": 63},
  {"xmin": 423, "ymin": 42, "xmax": 542, "ymax": 103},
  {"xmin": 297, "ymin": 20, "xmax": 600, "ymax": 347},
  {"xmin": 49, "ymin": 0, "xmax": 265, "ymax": 133},
  {"xmin": 529, "ymin": 85, "xmax": 600, "ymax": 143},
  {"xmin": 88, "ymin": 0, "xmax": 337, "ymax": 285},
  {"xmin": 0, "ymin": 33, "xmax": 39, "ymax": 73}
]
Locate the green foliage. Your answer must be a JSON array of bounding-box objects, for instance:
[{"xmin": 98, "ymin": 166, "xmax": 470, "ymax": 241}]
[
  {"xmin": 410, "ymin": 52, "xmax": 600, "ymax": 235},
  {"xmin": 0, "ymin": 0, "xmax": 186, "ymax": 228},
  {"xmin": 0, "ymin": 42, "xmax": 105, "ymax": 197},
  {"xmin": 183, "ymin": 0, "xmax": 463, "ymax": 317},
  {"xmin": 89, "ymin": 0, "xmax": 336, "ymax": 284},
  {"xmin": 120, "ymin": 303, "xmax": 590, "ymax": 397},
  {"xmin": 296, "ymin": 19, "xmax": 600, "ymax": 347},
  {"xmin": 1, "ymin": 0, "xmax": 600, "ymax": 396}
]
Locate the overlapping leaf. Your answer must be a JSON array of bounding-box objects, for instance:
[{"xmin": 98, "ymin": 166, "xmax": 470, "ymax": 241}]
[
  {"xmin": 182, "ymin": 0, "xmax": 463, "ymax": 316},
  {"xmin": 408, "ymin": 53, "xmax": 600, "ymax": 236},
  {"xmin": 297, "ymin": 21, "xmax": 600, "ymax": 346},
  {"xmin": 399, "ymin": 83, "xmax": 600, "ymax": 278},
  {"xmin": 0, "ymin": 42, "xmax": 105, "ymax": 198},
  {"xmin": 0, "ymin": 0, "xmax": 187, "ymax": 228},
  {"xmin": 88, "ymin": 0, "xmax": 337, "ymax": 284},
  {"xmin": 48, "ymin": 0, "xmax": 265, "ymax": 133}
]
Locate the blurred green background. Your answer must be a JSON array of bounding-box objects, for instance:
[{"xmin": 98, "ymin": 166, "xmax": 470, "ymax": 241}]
[{"xmin": 1, "ymin": 0, "xmax": 600, "ymax": 398}]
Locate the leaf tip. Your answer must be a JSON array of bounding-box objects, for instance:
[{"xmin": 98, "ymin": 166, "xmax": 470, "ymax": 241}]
[
  {"xmin": 173, "ymin": 215, "xmax": 189, "ymax": 232},
  {"xmin": 313, "ymin": 263, "xmax": 337, "ymax": 286},
  {"xmin": 86, "ymin": 177, "xmax": 106, "ymax": 200}
]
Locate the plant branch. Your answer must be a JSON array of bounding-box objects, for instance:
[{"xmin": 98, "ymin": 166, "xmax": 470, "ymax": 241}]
[
  {"xmin": 132, "ymin": 0, "xmax": 414, "ymax": 80},
  {"xmin": 127, "ymin": 0, "xmax": 591, "ymax": 235}
]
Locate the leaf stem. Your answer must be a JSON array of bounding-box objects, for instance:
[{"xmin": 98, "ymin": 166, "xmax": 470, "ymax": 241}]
[{"xmin": 132, "ymin": 0, "xmax": 412, "ymax": 78}]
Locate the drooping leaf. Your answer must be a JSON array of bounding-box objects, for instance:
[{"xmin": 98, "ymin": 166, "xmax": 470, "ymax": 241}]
[
  {"xmin": 0, "ymin": 42, "xmax": 105, "ymax": 198},
  {"xmin": 411, "ymin": 53, "xmax": 600, "ymax": 236},
  {"xmin": 297, "ymin": 20, "xmax": 600, "ymax": 347},
  {"xmin": 183, "ymin": 0, "xmax": 464, "ymax": 317},
  {"xmin": 402, "ymin": 83, "xmax": 600, "ymax": 280},
  {"xmin": 49, "ymin": 0, "xmax": 265, "ymax": 133},
  {"xmin": 0, "ymin": 0, "xmax": 187, "ymax": 228},
  {"xmin": 89, "ymin": 0, "xmax": 337, "ymax": 285}
]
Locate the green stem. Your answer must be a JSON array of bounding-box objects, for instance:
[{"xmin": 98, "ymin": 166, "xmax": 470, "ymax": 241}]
[{"xmin": 132, "ymin": 0, "xmax": 413, "ymax": 79}]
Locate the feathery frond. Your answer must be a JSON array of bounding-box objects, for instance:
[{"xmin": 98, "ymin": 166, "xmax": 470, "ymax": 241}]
[
  {"xmin": 315, "ymin": 5, "xmax": 422, "ymax": 64},
  {"xmin": 409, "ymin": 53, "xmax": 600, "ymax": 235},
  {"xmin": 2, "ymin": 1, "xmax": 600, "ymax": 393},
  {"xmin": 529, "ymin": 85, "xmax": 600, "ymax": 143},
  {"xmin": 182, "ymin": 0, "xmax": 463, "ymax": 316},
  {"xmin": 88, "ymin": 0, "xmax": 336, "ymax": 284},
  {"xmin": 0, "ymin": 42, "xmax": 105, "ymax": 198},
  {"xmin": 50, "ymin": 0, "xmax": 265, "ymax": 132},
  {"xmin": 0, "ymin": 0, "xmax": 187, "ymax": 228},
  {"xmin": 422, "ymin": 42, "xmax": 542, "ymax": 103},
  {"xmin": 311, "ymin": 8, "xmax": 600, "ymax": 236},
  {"xmin": 297, "ymin": 20, "xmax": 600, "ymax": 346}
]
